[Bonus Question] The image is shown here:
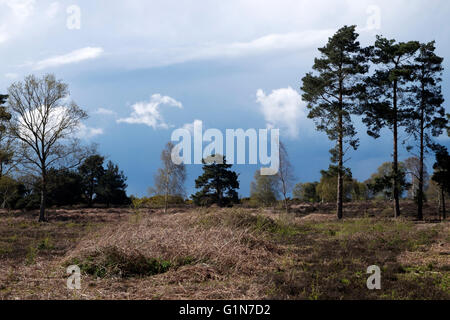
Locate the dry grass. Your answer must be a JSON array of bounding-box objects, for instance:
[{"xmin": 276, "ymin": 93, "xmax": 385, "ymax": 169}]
[{"xmin": 0, "ymin": 202, "xmax": 448, "ymax": 300}]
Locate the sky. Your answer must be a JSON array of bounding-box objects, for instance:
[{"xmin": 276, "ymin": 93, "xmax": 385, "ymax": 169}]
[{"xmin": 0, "ymin": 0, "xmax": 449, "ymax": 197}]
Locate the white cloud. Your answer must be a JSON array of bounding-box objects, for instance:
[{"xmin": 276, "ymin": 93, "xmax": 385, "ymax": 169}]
[
  {"xmin": 94, "ymin": 108, "xmax": 117, "ymax": 116},
  {"xmin": 33, "ymin": 47, "xmax": 104, "ymax": 70},
  {"xmin": 117, "ymin": 94, "xmax": 183, "ymax": 129},
  {"xmin": 256, "ymin": 87, "xmax": 312, "ymax": 139},
  {"xmin": 195, "ymin": 29, "xmax": 335, "ymax": 59},
  {"xmin": 116, "ymin": 29, "xmax": 335, "ymax": 68},
  {"xmin": 76, "ymin": 123, "xmax": 104, "ymax": 139}
]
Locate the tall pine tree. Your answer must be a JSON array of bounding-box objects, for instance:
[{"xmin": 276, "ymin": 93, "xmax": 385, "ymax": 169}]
[
  {"xmin": 405, "ymin": 41, "xmax": 447, "ymax": 220},
  {"xmin": 360, "ymin": 36, "xmax": 419, "ymax": 218},
  {"xmin": 301, "ymin": 25, "xmax": 367, "ymax": 219}
]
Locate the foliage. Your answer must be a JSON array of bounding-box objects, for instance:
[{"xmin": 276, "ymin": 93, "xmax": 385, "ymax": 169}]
[
  {"xmin": 96, "ymin": 161, "xmax": 129, "ymax": 207},
  {"xmin": 367, "ymin": 161, "xmax": 410, "ymax": 200},
  {"xmin": 150, "ymin": 142, "xmax": 186, "ymax": 213},
  {"xmin": 301, "ymin": 25, "xmax": 367, "ymax": 219},
  {"xmin": 192, "ymin": 155, "xmax": 239, "ymax": 207},
  {"xmin": 78, "ymin": 154, "xmax": 105, "ymax": 207},
  {"xmin": 293, "ymin": 182, "xmax": 320, "ymax": 203},
  {"xmin": 250, "ymin": 170, "xmax": 279, "ymax": 206},
  {"xmin": 359, "ymin": 36, "xmax": 420, "ymax": 217},
  {"xmin": 7, "ymin": 74, "xmax": 89, "ymax": 221},
  {"xmin": 316, "ymin": 166, "xmax": 353, "ymax": 202}
]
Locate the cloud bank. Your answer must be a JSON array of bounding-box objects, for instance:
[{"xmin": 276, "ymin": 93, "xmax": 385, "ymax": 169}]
[{"xmin": 33, "ymin": 47, "xmax": 104, "ymax": 70}]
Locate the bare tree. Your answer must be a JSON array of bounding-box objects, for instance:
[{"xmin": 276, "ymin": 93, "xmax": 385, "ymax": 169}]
[
  {"xmin": 277, "ymin": 142, "xmax": 295, "ymax": 213},
  {"xmin": 404, "ymin": 157, "xmax": 429, "ymax": 200},
  {"xmin": 152, "ymin": 142, "xmax": 186, "ymax": 213},
  {"xmin": 7, "ymin": 74, "xmax": 89, "ymax": 222}
]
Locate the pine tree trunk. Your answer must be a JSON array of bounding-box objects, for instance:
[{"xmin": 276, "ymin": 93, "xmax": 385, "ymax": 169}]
[
  {"xmin": 417, "ymin": 105, "xmax": 425, "ymax": 221},
  {"xmin": 442, "ymin": 188, "xmax": 446, "ymax": 220},
  {"xmin": 337, "ymin": 101, "xmax": 344, "ymax": 220},
  {"xmin": 336, "ymin": 75, "xmax": 344, "ymax": 220},
  {"xmin": 392, "ymin": 79, "xmax": 401, "ymax": 218}
]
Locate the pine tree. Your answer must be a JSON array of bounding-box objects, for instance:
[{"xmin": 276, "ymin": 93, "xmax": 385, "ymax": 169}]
[
  {"xmin": 301, "ymin": 25, "xmax": 367, "ymax": 219},
  {"xmin": 192, "ymin": 155, "xmax": 239, "ymax": 207},
  {"xmin": 78, "ymin": 154, "xmax": 105, "ymax": 207},
  {"xmin": 359, "ymin": 36, "xmax": 419, "ymax": 218},
  {"xmin": 432, "ymin": 146, "xmax": 450, "ymax": 220},
  {"xmin": 96, "ymin": 161, "xmax": 129, "ymax": 207},
  {"xmin": 405, "ymin": 41, "xmax": 447, "ymax": 220}
]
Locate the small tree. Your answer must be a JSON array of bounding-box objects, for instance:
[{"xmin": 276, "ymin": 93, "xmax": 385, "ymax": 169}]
[
  {"xmin": 404, "ymin": 157, "xmax": 429, "ymax": 201},
  {"xmin": 79, "ymin": 154, "xmax": 105, "ymax": 207},
  {"xmin": 250, "ymin": 170, "xmax": 279, "ymax": 207},
  {"xmin": 152, "ymin": 142, "xmax": 186, "ymax": 213},
  {"xmin": 367, "ymin": 161, "xmax": 410, "ymax": 200},
  {"xmin": 45, "ymin": 168, "xmax": 83, "ymax": 206},
  {"xmin": 96, "ymin": 161, "xmax": 129, "ymax": 207},
  {"xmin": 316, "ymin": 166, "xmax": 353, "ymax": 203},
  {"xmin": 277, "ymin": 142, "xmax": 295, "ymax": 212},
  {"xmin": 7, "ymin": 74, "xmax": 88, "ymax": 221},
  {"xmin": 192, "ymin": 155, "xmax": 239, "ymax": 207},
  {"xmin": 293, "ymin": 182, "xmax": 319, "ymax": 203},
  {"xmin": 301, "ymin": 25, "xmax": 367, "ymax": 219}
]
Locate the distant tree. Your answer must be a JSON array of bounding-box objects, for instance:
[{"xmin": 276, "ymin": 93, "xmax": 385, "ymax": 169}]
[
  {"xmin": 316, "ymin": 166, "xmax": 353, "ymax": 203},
  {"xmin": 301, "ymin": 25, "xmax": 367, "ymax": 219},
  {"xmin": 0, "ymin": 176, "xmax": 23, "ymax": 209},
  {"xmin": 250, "ymin": 170, "xmax": 279, "ymax": 207},
  {"xmin": 359, "ymin": 36, "xmax": 420, "ymax": 217},
  {"xmin": 151, "ymin": 142, "xmax": 186, "ymax": 213},
  {"xmin": 45, "ymin": 168, "xmax": 83, "ymax": 206},
  {"xmin": 0, "ymin": 94, "xmax": 16, "ymax": 178},
  {"xmin": 404, "ymin": 41, "xmax": 447, "ymax": 220},
  {"xmin": 367, "ymin": 161, "xmax": 410, "ymax": 200},
  {"xmin": 192, "ymin": 155, "xmax": 239, "ymax": 207},
  {"xmin": 293, "ymin": 182, "xmax": 319, "ymax": 203},
  {"xmin": 404, "ymin": 157, "xmax": 429, "ymax": 201},
  {"xmin": 431, "ymin": 146, "xmax": 450, "ymax": 220},
  {"xmin": 96, "ymin": 161, "xmax": 129, "ymax": 207},
  {"xmin": 350, "ymin": 180, "xmax": 370, "ymax": 201},
  {"xmin": 277, "ymin": 142, "xmax": 295, "ymax": 212},
  {"xmin": 79, "ymin": 154, "xmax": 105, "ymax": 207},
  {"xmin": 7, "ymin": 74, "xmax": 89, "ymax": 221}
]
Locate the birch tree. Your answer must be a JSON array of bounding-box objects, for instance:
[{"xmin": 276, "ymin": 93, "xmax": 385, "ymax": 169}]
[
  {"xmin": 7, "ymin": 74, "xmax": 88, "ymax": 222},
  {"xmin": 153, "ymin": 142, "xmax": 186, "ymax": 213}
]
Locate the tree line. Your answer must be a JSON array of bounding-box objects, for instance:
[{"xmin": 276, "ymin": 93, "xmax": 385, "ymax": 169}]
[
  {"xmin": 2, "ymin": 26, "xmax": 448, "ymax": 222},
  {"xmin": 148, "ymin": 26, "xmax": 449, "ymax": 221},
  {"xmin": 300, "ymin": 25, "xmax": 448, "ymax": 220},
  {"xmin": 0, "ymin": 75, "xmax": 129, "ymax": 221}
]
